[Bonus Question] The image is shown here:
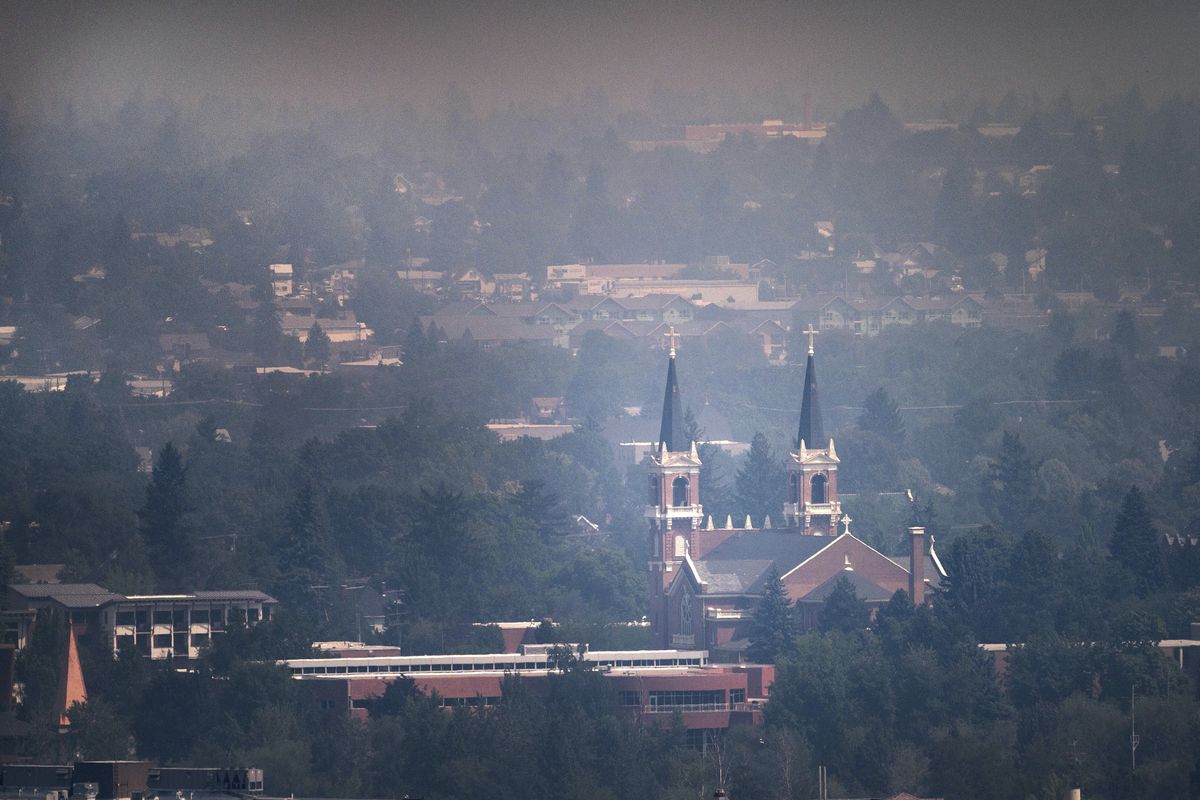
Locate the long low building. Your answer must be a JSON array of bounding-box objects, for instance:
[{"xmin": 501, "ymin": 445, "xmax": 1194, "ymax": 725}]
[{"xmin": 283, "ymin": 644, "xmax": 773, "ymax": 741}]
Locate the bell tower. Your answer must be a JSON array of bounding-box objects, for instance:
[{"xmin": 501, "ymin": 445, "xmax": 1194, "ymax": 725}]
[
  {"xmin": 784, "ymin": 326, "xmax": 842, "ymax": 535},
  {"xmin": 646, "ymin": 328, "xmax": 702, "ymax": 644}
]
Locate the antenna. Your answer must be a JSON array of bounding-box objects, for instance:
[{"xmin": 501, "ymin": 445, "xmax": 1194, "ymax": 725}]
[{"xmin": 1130, "ymin": 684, "xmax": 1140, "ymax": 774}]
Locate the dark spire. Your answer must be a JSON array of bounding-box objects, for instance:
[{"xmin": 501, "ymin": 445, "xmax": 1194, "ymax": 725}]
[
  {"xmin": 658, "ymin": 334, "xmax": 685, "ymax": 452},
  {"xmin": 797, "ymin": 351, "xmax": 824, "ymax": 449}
]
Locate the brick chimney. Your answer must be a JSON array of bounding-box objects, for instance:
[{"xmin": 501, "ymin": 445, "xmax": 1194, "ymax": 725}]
[{"xmin": 908, "ymin": 527, "xmax": 925, "ymax": 605}]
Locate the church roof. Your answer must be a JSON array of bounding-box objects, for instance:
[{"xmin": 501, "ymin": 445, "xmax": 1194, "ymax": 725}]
[
  {"xmin": 658, "ymin": 353, "xmax": 685, "ymax": 452},
  {"xmin": 798, "ymin": 569, "xmax": 897, "ymax": 603},
  {"xmin": 692, "ymin": 531, "xmax": 834, "ymax": 594},
  {"xmin": 797, "ymin": 351, "xmax": 824, "ymax": 448}
]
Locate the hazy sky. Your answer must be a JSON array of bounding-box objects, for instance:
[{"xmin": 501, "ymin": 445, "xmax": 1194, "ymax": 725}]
[{"xmin": 3, "ymin": 0, "xmax": 1199, "ymax": 117}]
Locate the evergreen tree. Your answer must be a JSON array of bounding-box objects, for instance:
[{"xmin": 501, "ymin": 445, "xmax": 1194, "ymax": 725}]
[
  {"xmin": 277, "ymin": 482, "xmax": 334, "ymax": 608},
  {"xmin": 139, "ymin": 442, "xmax": 196, "ymax": 590},
  {"xmin": 685, "ymin": 406, "xmax": 734, "ymax": 523},
  {"xmin": 858, "ymin": 387, "xmax": 905, "ymax": 444},
  {"xmin": 735, "ymin": 432, "xmax": 785, "ymax": 525},
  {"xmin": 1109, "ymin": 486, "xmax": 1167, "ymax": 597},
  {"xmin": 985, "ymin": 431, "xmax": 1039, "ymax": 532},
  {"xmin": 15, "ymin": 607, "xmax": 67, "ymax": 724},
  {"xmin": 304, "ymin": 321, "xmax": 332, "ymax": 367},
  {"xmin": 1111, "ymin": 310, "xmax": 1138, "ymax": 357},
  {"xmin": 252, "ymin": 303, "xmax": 284, "ymax": 363},
  {"xmin": 818, "ymin": 575, "xmax": 870, "ymax": 633},
  {"xmin": 748, "ymin": 567, "xmax": 794, "ymax": 663}
]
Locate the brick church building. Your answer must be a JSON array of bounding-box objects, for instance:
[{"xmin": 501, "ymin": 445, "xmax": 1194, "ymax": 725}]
[{"xmin": 646, "ymin": 329, "xmax": 946, "ymax": 657}]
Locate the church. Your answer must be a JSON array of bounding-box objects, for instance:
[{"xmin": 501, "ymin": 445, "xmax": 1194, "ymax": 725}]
[{"xmin": 646, "ymin": 328, "xmax": 946, "ymax": 658}]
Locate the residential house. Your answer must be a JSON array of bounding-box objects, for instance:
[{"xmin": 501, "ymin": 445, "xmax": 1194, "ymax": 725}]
[{"xmin": 269, "ymin": 264, "xmax": 294, "ymax": 297}]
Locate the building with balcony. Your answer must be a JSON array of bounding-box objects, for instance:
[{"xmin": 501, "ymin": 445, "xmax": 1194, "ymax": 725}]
[{"xmin": 4, "ymin": 584, "xmax": 277, "ymax": 661}]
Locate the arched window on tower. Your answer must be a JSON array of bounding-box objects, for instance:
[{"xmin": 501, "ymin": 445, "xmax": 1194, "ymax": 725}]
[
  {"xmin": 649, "ymin": 476, "xmax": 660, "ymax": 505},
  {"xmin": 811, "ymin": 474, "xmax": 827, "ymax": 504},
  {"xmin": 672, "ymin": 476, "xmax": 689, "ymax": 507}
]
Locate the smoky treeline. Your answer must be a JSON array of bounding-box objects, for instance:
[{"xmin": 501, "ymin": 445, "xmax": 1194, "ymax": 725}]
[{"xmin": 3, "ymin": 75, "xmax": 1200, "ymax": 799}]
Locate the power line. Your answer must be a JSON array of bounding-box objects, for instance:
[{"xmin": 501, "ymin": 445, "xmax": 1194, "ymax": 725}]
[
  {"xmin": 739, "ymin": 399, "xmax": 1087, "ymax": 414},
  {"xmin": 101, "ymin": 397, "xmax": 410, "ymax": 412}
]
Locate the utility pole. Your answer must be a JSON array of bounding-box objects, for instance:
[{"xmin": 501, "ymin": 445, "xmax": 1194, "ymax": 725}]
[{"xmin": 1130, "ymin": 684, "xmax": 1140, "ymax": 775}]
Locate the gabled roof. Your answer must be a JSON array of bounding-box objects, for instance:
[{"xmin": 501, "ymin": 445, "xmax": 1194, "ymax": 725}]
[
  {"xmin": 689, "ymin": 532, "xmax": 834, "ymax": 595},
  {"xmin": 798, "ymin": 569, "xmax": 897, "ymax": 603}
]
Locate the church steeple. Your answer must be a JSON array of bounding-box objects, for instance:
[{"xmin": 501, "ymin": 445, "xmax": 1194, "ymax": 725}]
[
  {"xmin": 658, "ymin": 327, "xmax": 685, "ymax": 452},
  {"xmin": 645, "ymin": 326, "xmax": 703, "ymax": 646},
  {"xmin": 784, "ymin": 325, "xmax": 841, "ymax": 535},
  {"xmin": 796, "ymin": 325, "xmax": 824, "ymax": 449}
]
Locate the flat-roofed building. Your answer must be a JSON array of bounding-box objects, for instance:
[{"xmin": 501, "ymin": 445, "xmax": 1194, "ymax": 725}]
[
  {"xmin": 284, "ymin": 644, "xmax": 772, "ymax": 736},
  {"xmin": 5, "ymin": 584, "xmax": 277, "ymax": 661}
]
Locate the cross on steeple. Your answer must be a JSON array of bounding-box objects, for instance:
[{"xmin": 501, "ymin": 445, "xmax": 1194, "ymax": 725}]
[
  {"xmin": 666, "ymin": 325, "xmax": 681, "ymax": 358},
  {"xmin": 803, "ymin": 324, "xmax": 819, "ymax": 356}
]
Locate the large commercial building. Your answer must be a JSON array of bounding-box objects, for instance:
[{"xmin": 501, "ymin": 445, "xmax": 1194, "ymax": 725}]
[{"xmin": 284, "ymin": 644, "xmax": 772, "ymax": 741}]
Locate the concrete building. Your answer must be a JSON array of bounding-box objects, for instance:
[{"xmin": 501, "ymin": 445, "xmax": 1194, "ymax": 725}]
[{"xmin": 4, "ymin": 585, "xmax": 277, "ymax": 661}]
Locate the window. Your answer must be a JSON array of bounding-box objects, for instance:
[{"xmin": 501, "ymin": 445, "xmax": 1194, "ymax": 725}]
[
  {"xmin": 173, "ymin": 632, "xmax": 189, "ymax": 651},
  {"xmin": 672, "ymin": 476, "xmax": 689, "ymax": 507},
  {"xmin": 247, "ymin": 608, "xmax": 260, "ymax": 623},
  {"xmin": 173, "ymin": 608, "xmax": 188, "ymax": 630},
  {"xmin": 648, "ymin": 476, "xmax": 660, "ymax": 505},
  {"xmin": 190, "ymin": 609, "xmax": 209, "ymax": 624},
  {"xmin": 730, "ymin": 689, "xmax": 746, "ymax": 704},
  {"xmin": 811, "ymin": 474, "xmax": 827, "ymax": 504},
  {"xmin": 192, "ymin": 633, "xmax": 210, "ymax": 648},
  {"xmin": 116, "ymin": 611, "xmax": 135, "ymax": 626},
  {"xmin": 154, "ymin": 610, "xmax": 172, "ymax": 625},
  {"xmin": 135, "ymin": 610, "xmax": 150, "ymax": 632},
  {"xmin": 153, "ymin": 634, "xmax": 172, "ymax": 649},
  {"xmin": 116, "ymin": 634, "xmax": 135, "ymax": 651},
  {"xmin": 618, "ymin": 691, "xmax": 641, "ymax": 706},
  {"xmin": 648, "ymin": 690, "xmax": 724, "ymax": 710}
]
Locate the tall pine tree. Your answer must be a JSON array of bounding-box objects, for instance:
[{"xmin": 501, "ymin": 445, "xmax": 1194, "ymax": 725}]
[
  {"xmin": 1109, "ymin": 486, "xmax": 1167, "ymax": 597},
  {"xmin": 139, "ymin": 442, "xmax": 196, "ymax": 590},
  {"xmin": 735, "ymin": 432, "xmax": 785, "ymax": 525},
  {"xmin": 748, "ymin": 567, "xmax": 795, "ymax": 663},
  {"xmin": 858, "ymin": 387, "xmax": 905, "ymax": 444}
]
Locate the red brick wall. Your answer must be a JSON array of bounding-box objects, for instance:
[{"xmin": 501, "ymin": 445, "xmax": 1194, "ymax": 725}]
[{"xmin": 781, "ymin": 537, "xmax": 909, "ymax": 601}]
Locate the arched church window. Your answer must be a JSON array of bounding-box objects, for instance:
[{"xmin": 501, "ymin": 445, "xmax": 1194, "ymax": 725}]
[
  {"xmin": 679, "ymin": 591, "xmax": 692, "ymax": 633},
  {"xmin": 811, "ymin": 474, "xmax": 827, "ymax": 504},
  {"xmin": 649, "ymin": 476, "xmax": 660, "ymax": 505},
  {"xmin": 672, "ymin": 476, "xmax": 689, "ymax": 507},
  {"xmin": 790, "ymin": 473, "xmax": 800, "ymax": 503}
]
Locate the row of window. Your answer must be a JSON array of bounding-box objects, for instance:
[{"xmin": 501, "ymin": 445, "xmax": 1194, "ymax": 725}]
[
  {"xmin": 113, "ymin": 606, "xmax": 266, "ymax": 629},
  {"xmin": 289, "ymin": 656, "xmax": 704, "ymax": 676},
  {"xmin": 115, "ymin": 632, "xmax": 211, "ymax": 652}
]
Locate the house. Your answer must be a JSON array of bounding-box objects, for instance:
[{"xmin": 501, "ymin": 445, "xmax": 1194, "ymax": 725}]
[
  {"xmin": 450, "ymin": 269, "xmax": 496, "ymax": 300},
  {"xmin": 396, "ymin": 269, "xmax": 444, "ymax": 294},
  {"xmin": 269, "ymin": 263, "xmax": 294, "ymax": 297},
  {"xmin": 492, "ymin": 272, "xmax": 532, "ymax": 302},
  {"xmin": 608, "ymin": 280, "xmax": 758, "ymax": 308},
  {"xmin": 420, "ymin": 316, "xmax": 561, "ymax": 349},
  {"xmin": 280, "ymin": 313, "xmax": 373, "ymax": 344},
  {"xmin": 529, "ymin": 396, "xmax": 567, "ymax": 423},
  {"xmin": 159, "ymin": 333, "xmax": 212, "ymax": 366}
]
